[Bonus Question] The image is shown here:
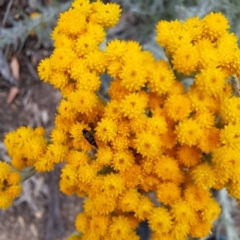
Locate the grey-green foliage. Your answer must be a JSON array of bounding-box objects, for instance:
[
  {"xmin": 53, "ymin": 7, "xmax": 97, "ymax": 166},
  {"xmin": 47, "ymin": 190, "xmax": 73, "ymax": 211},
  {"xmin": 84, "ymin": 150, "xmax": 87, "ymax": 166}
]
[
  {"xmin": 0, "ymin": 2, "xmax": 71, "ymax": 50},
  {"xmin": 110, "ymin": 0, "xmax": 180, "ymax": 43}
]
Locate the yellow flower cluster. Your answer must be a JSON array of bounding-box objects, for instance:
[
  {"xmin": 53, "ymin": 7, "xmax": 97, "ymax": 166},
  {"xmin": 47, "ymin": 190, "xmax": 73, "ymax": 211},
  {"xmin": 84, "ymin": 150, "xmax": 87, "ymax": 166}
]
[
  {"xmin": 0, "ymin": 161, "xmax": 22, "ymax": 209},
  {"xmin": 3, "ymin": 1, "xmax": 240, "ymax": 239},
  {"xmin": 4, "ymin": 126, "xmax": 51, "ymax": 170}
]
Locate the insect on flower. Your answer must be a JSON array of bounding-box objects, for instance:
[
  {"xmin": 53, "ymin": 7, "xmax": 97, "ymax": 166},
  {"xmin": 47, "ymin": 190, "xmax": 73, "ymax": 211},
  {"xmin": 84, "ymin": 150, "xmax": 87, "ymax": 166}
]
[
  {"xmin": 82, "ymin": 129, "xmax": 98, "ymax": 149},
  {"xmin": 231, "ymin": 75, "xmax": 240, "ymax": 96}
]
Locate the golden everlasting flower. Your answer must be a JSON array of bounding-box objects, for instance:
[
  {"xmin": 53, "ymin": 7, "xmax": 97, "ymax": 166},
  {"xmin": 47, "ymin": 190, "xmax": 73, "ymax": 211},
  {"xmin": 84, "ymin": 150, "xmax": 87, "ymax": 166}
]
[
  {"xmin": 156, "ymin": 182, "xmax": 181, "ymax": 205},
  {"xmin": 172, "ymin": 43, "xmax": 199, "ymax": 75},
  {"xmin": 202, "ymin": 12, "xmax": 230, "ymax": 40},
  {"xmin": 164, "ymin": 94, "xmax": 191, "ymax": 121},
  {"xmin": 176, "ymin": 118, "xmax": 203, "ymax": 146},
  {"xmin": 5, "ymin": 1, "xmax": 240, "ymax": 239},
  {"xmin": 95, "ymin": 118, "xmax": 117, "ymax": 143},
  {"xmin": 120, "ymin": 93, "xmax": 148, "ymax": 118},
  {"xmin": 148, "ymin": 207, "xmax": 172, "ymax": 233}
]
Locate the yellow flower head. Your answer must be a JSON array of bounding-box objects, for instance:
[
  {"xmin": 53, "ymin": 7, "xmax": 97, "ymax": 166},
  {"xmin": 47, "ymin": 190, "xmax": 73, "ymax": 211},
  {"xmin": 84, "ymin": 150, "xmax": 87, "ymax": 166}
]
[
  {"xmin": 189, "ymin": 215, "xmax": 212, "ymax": 238},
  {"xmin": 148, "ymin": 66, "xmax": 175, "ymax": 95},
  {"xmin": 112, "ymin": 135, "xmax": 131, "ymax": 151},
  {"xmin": 105, "ymin": 39, "xmax": 127, "ymax": 62},
  {"xmin": 88, "ymin": 193, "xmax": 116, "ymax": 215},
  {"xmin": 188, "ymin": 86, "xmax": 219, "ymax": 113},
  {"xmin": 191, "ymin": 163, "xmax": 215, "ymax": 189},
  {"xmin": 76, "ymin": 71, "xmax": 101, "ymax": 92},
  {"xmin": 26, "ymin": 137, "xmax": 47, "ymax": 160},
  {"xmin": 7, "ymin": 172, "xmax": 21, "ymax": 185},
  {"xmin": 75, "ymin": 212, "xmax": 88, "ymax": 233},
  {"xmin": 148, "ymin": 207, "xmax": 173, "ymax": 233},
  {"xmin": 156, "ymin": 20, "xmax": 183, "ymax": 49},
  {"xmin": 134, "ymin": 195, "xmax": 154, "ymax": 221},
  {"xmin": 202, "ymin": 12, "xmax": 230, "ymax": 40},
  {"xmin": 10, "ymin": 155, "xmax": 27, "ymax": 170},
  {"xmin": 72, "ymin": 0, "xmax": 92, "ymax": 16},
  {"xmin": 168, "ymin": 28, "xmax": 192, "ymax": 54},
  {"xmin": 139, "ymin": 173, "xmax": 159, "ymax": 191},
  {"xmin": 134, "ymin": 131, "xmax": 162, "ymax": 158},
  {"xmin": 184, "ymin": 16, "xmax": 204, "ymax": 42},
  {"xmin": 47, "ymin": 144, "xmax": 68, "ymax": 164},
  {"xmin": 68, "ymin": 90, "xmax": 98, "ymax": 114},
  {"xmin": 66, "ymin": 150, "xmax": 89, "ymax": 167},
  {"xmin": 194, "ymin": 67, "xmax": 226, "ymax": 97},
  {"xmin": 171, "ymin": 200, "xmax": 197, "ymax": 224},
  {"xmin": 197, "ymin": 39, "xmax": 219, "ymax": 69},
  {"xmin": 104, "ymin": 100, "xmax": 123, "ymax": 120},
  {"xmin": 109, "ymin": 216, "xmax": 136, "ymax": 240},
  {"xmin": 75, "ymin": 34, "xmax": 98, "ymax": 57},
  {"xmin": 57, "ymin": 8, "xmax": 86, "ymax": 36},
  {"xmin": 167, "ymin": 80, "xmax": 185, "ymax": 96},
  {"xmin": 34, "ymin": 154, "xmax": 54, "ymax": 172},
  {"xmin": 90, "ymin": 2, "xmax": 121, "ymax": 28},
  {"xmin": 147, "ymin": 115, "xmax": 167, "ymax": 135},
  {"xmin": 212, "ymin": 146, "xmax": 240, "ymax": 182},
  {"xmin": 184, "ymin": 184, "xmax": 211, "ymax": 211},
  {"xmin": 130, "ymin": 114, "xmax": 148, "ymax": 133},
  {"xmin": 108, "ymin": 78, "xmax": 130, "ymax": 100},
  {"xmin": 120, "ymin": 54, "xmax": 148, "ymax": 92},
  {"xmin": 156, "ymin": 182, "xmax": 181, "ymax": 205},
  {"xmin": 200, "ymin": 197, "xmax": 221, "ymax": 222},
  {"xmin": 118, "ymin": 189, "xmax": 140, "ymax": 212},
  {"xmin": 34, "ymin": 127, "xmax": 45, "ymax": 137},
  {"xmin": 154, "ymin": 156, "xmax": 181, "ymax": 182},
  {"xmin": 227, "ymin": 181, "xmax": 240, "ymax": 200},
  {"xmin": 61, "ymin": 164, "xmax": 78, "ymax": 186},
  {"xmin": 0, "ymin": 193, "xmax": 12, "ymax": 210},
  {"xmin": 120, "ymin": 92, "xmax": 148, "ymax": 118},
  {"xmin": 148, "ymin": 92, "xmax": 165, "ymax": 109},
  {"xmin": 95, "ymin": 118, "xmax": 117, "ymax": 143},
  {"xmin": 50, "ymin": 128, "xmax": 68, "ymax": 144},
  {"xmin": 172, "ymin": 43, "xmax": 199, "ymax": 75},
  {"xmin": 120, "ymin": 164, "xmax": 142, "ymax": 188},
  {"xmin": 112, "ymin": 150, "xmax": 134, "ymax": 172},
  {"xmin": 220, "ymin": 123, "xmax": 240, "ymax": 150},
  {"xmin": 87, "ymin": 23, "xmax": 106, "ymax": 44},
  {"xmin": 6, "ymin": 185, "xmax": 22, "ymax": 199},
  {"xmin": 89, "ymin": 215, "xmax": 110, "ymax": 237},
  {"xmin": 175, "ymin": 118, "xmax": 203, "ymax": 146},
  {"xmin": 220, "ymin": 96, "xmax": 240, "ymax": 124},
  {"xmin": 212, "ymin": 164, "xmax": 229, "ymax": 190},
  {"xmin": 101, "ymin": 173, "xmax": 125, "ymax": 197},
  {"xmin": 37, "ymin": 58, "xmax": 51, "ymax": 82},
  {"xmin": 86, "ymin": 50, "xmax": 107, "ymax": 74},
  {"xmin": 49, "ymin": 71, "xmax": 70, "ymax": 90},
  {"xmin": 164, "ymin": 94, "xmax": 191, "ymax": 121},
  {"xmin": 50, "ymin": 48, "xmax": 75, "ymax": 72},
  {"xmin": 77, "ymin": 163, "xmax": 97, "ymax": 184},
  {"xmin": 217, "ymin": 33, "xmax": 238, "ymax": 70},
  {"xmin": 95, "ymin": 146, "xmax": 113, "ymax": 166},
  {"xmin": 58, "ymin": 99, "xmax": 77, "ymax": 120},
  {"xmin": 160, "ymin": 128, "xmax": 178, "ymax": 149},
  {"xmin": 53, "ymin": 32, "xmax": 75, "ymax": 50},
  {"xmin": 0, "ymin": 162, "xmax": 11, "ymax": 183},
  {"xmin": 177, "ymin": 145, "xmax": 202, "ymax": 168},
  {"xmin": 194, "ymin": 111, "xmax": 215, "ymax": 129}
]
